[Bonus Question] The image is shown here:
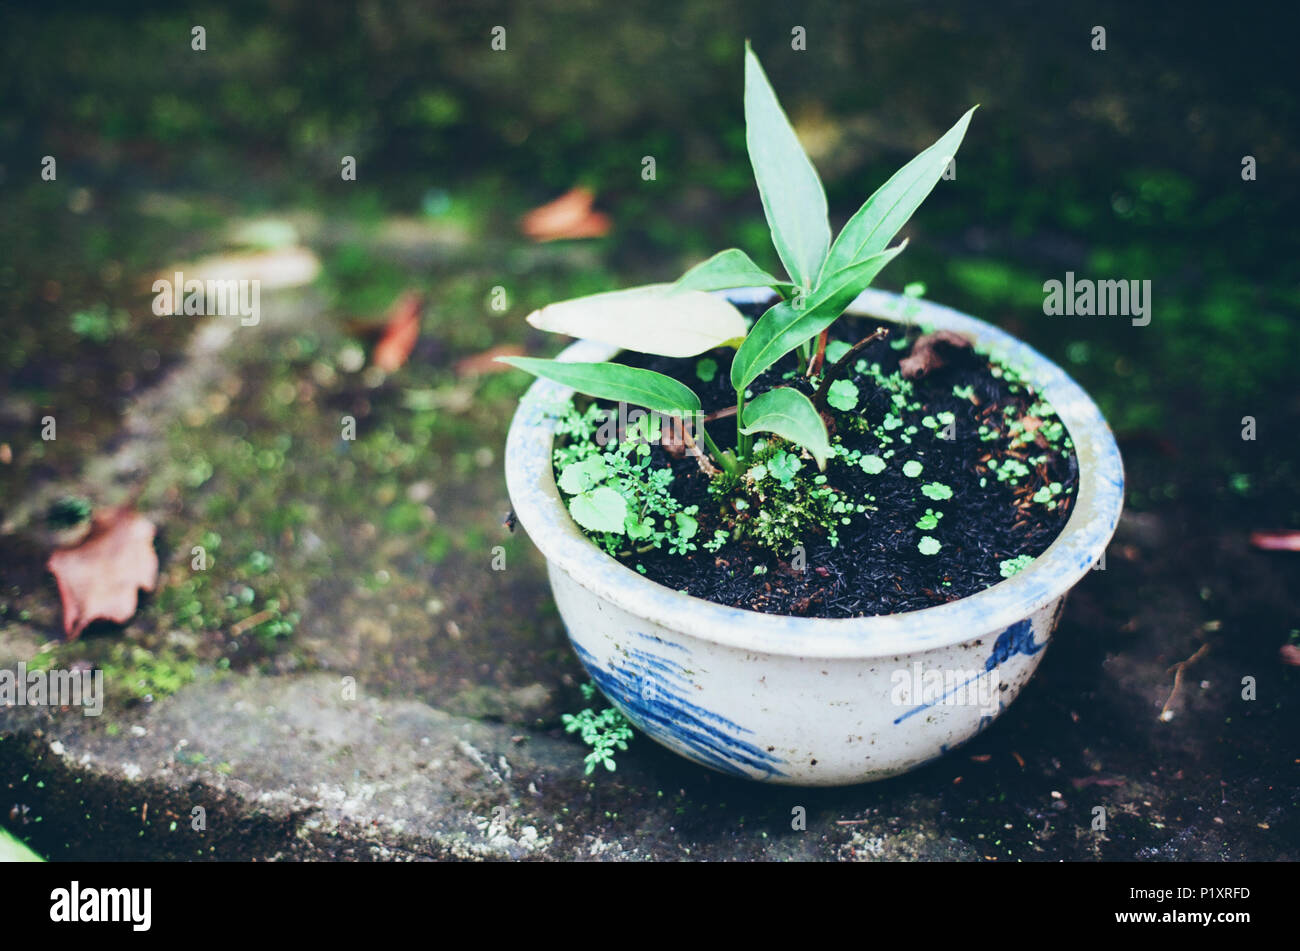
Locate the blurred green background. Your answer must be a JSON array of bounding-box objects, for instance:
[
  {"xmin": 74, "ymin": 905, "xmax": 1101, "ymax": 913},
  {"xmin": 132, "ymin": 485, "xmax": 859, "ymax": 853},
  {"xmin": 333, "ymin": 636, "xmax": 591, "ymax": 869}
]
[
  {"xmin": 1, "ymin": 0, "xmax": 1298, "ymax": 864},
  {"xmin": 2, "ymin": 0, "xmax": 1297, "ymax": 543}
]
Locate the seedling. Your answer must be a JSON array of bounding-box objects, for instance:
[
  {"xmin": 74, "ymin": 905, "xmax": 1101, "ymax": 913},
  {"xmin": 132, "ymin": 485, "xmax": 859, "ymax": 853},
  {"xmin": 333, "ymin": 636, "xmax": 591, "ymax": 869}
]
[{"xmin": 501, "ymin": 44, "xmax": 975, "ymax": 484}]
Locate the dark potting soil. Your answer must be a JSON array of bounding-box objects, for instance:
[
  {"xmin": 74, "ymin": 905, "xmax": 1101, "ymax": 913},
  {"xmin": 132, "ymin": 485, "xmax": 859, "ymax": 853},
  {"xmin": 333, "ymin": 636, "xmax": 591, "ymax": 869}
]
[{"xmin": 565, "ymin": 299, "xmax": 1079, "ymax": 619}]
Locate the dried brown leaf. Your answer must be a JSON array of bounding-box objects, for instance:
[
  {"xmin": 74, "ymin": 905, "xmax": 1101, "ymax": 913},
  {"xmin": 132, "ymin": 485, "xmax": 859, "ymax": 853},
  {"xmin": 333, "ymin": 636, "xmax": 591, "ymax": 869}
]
[
  {"xmin": 46, "ymin": 507, "xmax": 158, "ymax": 641},
  {"xmin": 519, "ymin": 187, "xmax": 611, "ymax": 242},
  {"xmin": 899, "ymin": 329, "xmax": 972, "ymax": 380},
  {"xmin": 371, "ymin": 291, "xmax": 424, "ymax": 372}
]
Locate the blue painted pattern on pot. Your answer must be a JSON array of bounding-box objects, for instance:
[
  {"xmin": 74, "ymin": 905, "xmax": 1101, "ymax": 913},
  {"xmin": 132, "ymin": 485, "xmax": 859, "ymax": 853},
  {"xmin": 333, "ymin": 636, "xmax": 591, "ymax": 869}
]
[
  {"xmin": 570, "ymin": 635, "xmax": 787, "ymax": 778},
  {"xmin": 892, "ymin": 618, "xmax": 1044, "ymax": 725},
  {"xmin": 985, "ymin": 618, "xmax": 1044, "ymax": 670}
]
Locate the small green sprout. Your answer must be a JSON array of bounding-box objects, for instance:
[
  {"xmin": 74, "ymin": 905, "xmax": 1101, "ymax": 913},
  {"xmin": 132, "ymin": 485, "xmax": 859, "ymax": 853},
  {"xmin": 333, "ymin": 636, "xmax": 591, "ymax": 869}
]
[
  {"xmin": 826, "ymin": 379, "xmax": 860, "ymax": 411},
  {"xmin": 921, "ymin": 481, "xmax": 953, "ymax": 501},
  {"xmin": 999, "ymin": 553, "xmax": 1035, "ymax": 578},
  {"xmin": 915, "ymin": 509, "xmax": 943, "ymax": 531},
  {"xmin": 824, "ymin": 340, "xmax": 853, "ymax": 364},
  {"xmin": 918, "ymin": 536, "xmax": 942, "ymax": 555},
  {"xmin": 562, "ymin": 683, "xmax": 635, "ymax": 775},
  {"xmin": 902, "ymin": 460, "xmax": 924, "ymax": 478},
  {"xmin": 768, "ymin": 451, "xmax": 803, "ymax": 485},
  {"xmin": 860, "ymin": 454, "xmax": 886, "ymax": 475}
]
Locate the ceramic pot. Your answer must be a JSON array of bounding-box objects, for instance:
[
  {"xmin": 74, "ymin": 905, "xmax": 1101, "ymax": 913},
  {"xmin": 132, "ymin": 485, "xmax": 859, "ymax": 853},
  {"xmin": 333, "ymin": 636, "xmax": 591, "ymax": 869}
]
[{"xmin": 504, "ymin": 287, "xmax": 1124, "ymax": 785}]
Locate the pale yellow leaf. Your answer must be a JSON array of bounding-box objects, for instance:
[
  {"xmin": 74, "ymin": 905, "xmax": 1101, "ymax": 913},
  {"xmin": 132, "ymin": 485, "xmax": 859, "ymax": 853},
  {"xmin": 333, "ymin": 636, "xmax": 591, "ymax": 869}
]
[{"xmin": 525, "ymin": 284, "xmax": 747, "ymax": 358}]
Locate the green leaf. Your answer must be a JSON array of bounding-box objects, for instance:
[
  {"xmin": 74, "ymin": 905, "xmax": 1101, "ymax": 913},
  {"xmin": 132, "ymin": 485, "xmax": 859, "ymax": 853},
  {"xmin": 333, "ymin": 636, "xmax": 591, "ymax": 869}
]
[
  {"xmin": 744, "ymin": 42, "xmax": 831, "ymax": 289},
  {"xmin": 918, "ymin": 536, "xmax": 942, "ymax": 555},
  {"xmin": 558, "ymin": 456, "xmax": 608, "ymax": 495},
  {"xmin": 826, "ymin": 379, "xmax": 859, "ymax": 411},
  {"xmin": 675, "ymin": 248, "xmax": 794, "ymax": 293},
  {"xmin": 499, "ymin": 357, "xmax": 702, "ymax": 417},
  {"xmin": 824, "ymin": 340, "xmax": 853, "ymax": 364},
  {"xmin": 569, "ymin": 486, "xmax": 628, "ymax": 534},
  {"xmin": 730, "ymin": 242, "xmax": 906, "ymax": 390},
  {"xmin": 523, "ymin": 284, "xmax": 748, "ymax": 358},
  {"xmin": 820, "ymin": 106, "xmax": 976, "ymax": 278},
  {"xmin": 626, "ymin": 515, "xmax": 654, "ymax": 540},
  {"xmin": 768, "ymin": 451, "xmax": 802, "ymax": 484},
  {"xmin": 0, "ymin": 827, "xmax": 42, "ymax": 862},
  {"xmin": 921, "ymin": 481, "xmax": 954, "ymax": 501},
  {"xmin": 738, "ymin": 386, "xmax": 831, "ymax": 470}
]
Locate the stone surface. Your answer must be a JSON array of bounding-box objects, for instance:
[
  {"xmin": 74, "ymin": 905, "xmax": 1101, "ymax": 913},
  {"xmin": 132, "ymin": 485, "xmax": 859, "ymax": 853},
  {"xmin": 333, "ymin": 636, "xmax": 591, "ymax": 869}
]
[{"xmin": 2, "ymin": 267, "xmax": 1297, "ymax": 860}]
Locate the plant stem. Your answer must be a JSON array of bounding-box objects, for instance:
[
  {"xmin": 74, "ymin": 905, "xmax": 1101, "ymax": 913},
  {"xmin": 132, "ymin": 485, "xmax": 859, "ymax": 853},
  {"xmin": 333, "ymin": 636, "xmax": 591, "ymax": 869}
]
[
  {"xmin": 807, "ymin": 329, "xmax": 829, "ymax": 378},
  {"xmin": 699, "ymin": 423, "xmax": 734, "ymax": 476},
  {"xmin": 734, "ymin": 389, "xmax": 751, "ymax": 462},
  {"xmin": 811, "ymin": 326, "xmax": 889, "ymax": 413}
]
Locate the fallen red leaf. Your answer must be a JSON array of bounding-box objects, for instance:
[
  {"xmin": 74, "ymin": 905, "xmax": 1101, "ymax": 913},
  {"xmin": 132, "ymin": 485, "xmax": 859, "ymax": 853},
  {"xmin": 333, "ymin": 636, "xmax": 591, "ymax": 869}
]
[
  {"xmin": 371, "ymin": 291, "xmax": 424, "ymax": 371},
  {"xmin": 1280, "ymin": 644, "xmax": 1300, "ymax": 666},
  {"xmin": 46, "ymin": 507, "xmax": 158, "ymax": 641},
  {"xmin": 519, "ymin": 187, "xmax": 611, "ymax": 242},
  {"xmin": 1249, "ymin": 530, "xmax": 1300, "ymax": 552},
  {"xmin": 454, "ymin": 344, "xmax": 524, "ymax": 378}
]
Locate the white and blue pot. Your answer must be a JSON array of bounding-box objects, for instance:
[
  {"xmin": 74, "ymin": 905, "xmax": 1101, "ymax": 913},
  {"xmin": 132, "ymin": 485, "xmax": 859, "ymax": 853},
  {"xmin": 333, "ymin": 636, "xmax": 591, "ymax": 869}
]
[{"xmin": 505, "ymin": 288, "xmax": 1124, "ymax": 786}]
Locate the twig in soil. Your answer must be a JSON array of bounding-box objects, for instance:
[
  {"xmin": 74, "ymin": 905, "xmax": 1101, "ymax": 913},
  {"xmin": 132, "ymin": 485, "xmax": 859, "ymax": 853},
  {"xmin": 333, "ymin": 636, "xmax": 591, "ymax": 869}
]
[
  {"xmin": 811, "ymin": 327, "xmax": 889, "ymax": 412},
  {"xmin": 679, "ymin": 422, "xmax": 719, "ymax": 476},
  {"xmin": 1159, "ymin": 643, "xmax": 1210, "ymax": 721},
  {"xmin": 230, "ymin": 608, "xmax": 277, "ymax": 637}
]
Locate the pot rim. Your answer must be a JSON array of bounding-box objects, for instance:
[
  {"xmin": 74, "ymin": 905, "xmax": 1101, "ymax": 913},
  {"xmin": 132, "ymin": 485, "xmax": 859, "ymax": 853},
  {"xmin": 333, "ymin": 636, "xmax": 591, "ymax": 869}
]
[{"xmin": 504, "ymin": 287, "xmax": 1124, "ymax": 659}]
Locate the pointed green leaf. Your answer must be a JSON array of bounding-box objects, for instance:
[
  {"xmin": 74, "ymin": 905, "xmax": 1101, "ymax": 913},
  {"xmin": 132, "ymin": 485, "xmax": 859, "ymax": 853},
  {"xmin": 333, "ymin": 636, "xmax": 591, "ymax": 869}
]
[
  {"xmin": 820, "ymin": 106, "xmax": 976, "ymax": 278},
  {"xmin": 739, "ymin": 386, "xmax": 831, "ymax": 470},
  {"xmin": 744, "ymin": 42, "xmax": 830, "ymax": 289},
  {"xmin": 569, "ymin": 486, "xmax": 628, "ymax": 534},
  {"xmin": 498, "ymin": 356, "xmax": 702, "ymax": 417},
  {"xmin": 524, "ymin": 284, "xmax": 748, "ymax": 358},
  {"xmin": 729, "ymin": 242, "xmax": 906, "ymax": 390},
  {"xmin": 675, "ymin": 248, "xmax": 795, "ymax": 293},
  {"xmin": 0, "ymin": 827, "xmax": 42, "ymax": 862}
]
